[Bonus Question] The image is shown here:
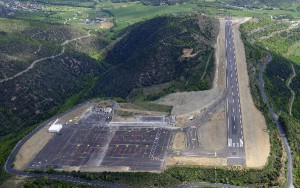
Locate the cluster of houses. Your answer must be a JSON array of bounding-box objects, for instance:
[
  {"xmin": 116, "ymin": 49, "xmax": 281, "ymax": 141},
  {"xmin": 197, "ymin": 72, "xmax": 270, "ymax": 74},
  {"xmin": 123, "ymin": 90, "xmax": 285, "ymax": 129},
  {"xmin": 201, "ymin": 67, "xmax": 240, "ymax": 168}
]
[
  {"xmin": 85, "ymin": 17, "xmax": 114, "ymax": 29},
  {"xmin": 0, "ymin": 0, "xmax": 43, "ymax": 12}
]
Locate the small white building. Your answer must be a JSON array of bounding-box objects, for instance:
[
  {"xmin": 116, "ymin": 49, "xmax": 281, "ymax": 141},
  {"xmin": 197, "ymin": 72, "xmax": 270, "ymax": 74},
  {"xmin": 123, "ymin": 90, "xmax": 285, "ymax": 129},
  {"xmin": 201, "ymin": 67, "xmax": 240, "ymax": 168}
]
[
  {"xmin": 104, "ymin": 107, "xmax": 112, "ymax": 114},
  {"xmin": 188, "ymin": 116, "xmax": 194, "ymax": 120},
  {"xmin": 48, "ymin": 124, "xmax": 62, "ymax": 133}
]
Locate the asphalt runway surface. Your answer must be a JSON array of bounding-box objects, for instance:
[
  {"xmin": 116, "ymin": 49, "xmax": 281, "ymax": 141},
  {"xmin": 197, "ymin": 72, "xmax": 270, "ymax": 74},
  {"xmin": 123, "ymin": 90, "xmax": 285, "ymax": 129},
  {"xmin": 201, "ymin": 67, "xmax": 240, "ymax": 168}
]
[{"xmin": 225, "ymin": 18, "xmax": 245, "ymax": 165}]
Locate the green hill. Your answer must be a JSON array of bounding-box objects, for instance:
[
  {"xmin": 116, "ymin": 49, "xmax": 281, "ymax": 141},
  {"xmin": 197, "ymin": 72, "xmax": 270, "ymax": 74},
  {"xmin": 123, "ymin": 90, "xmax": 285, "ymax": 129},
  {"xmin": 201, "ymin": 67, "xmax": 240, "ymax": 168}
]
[{"xmin": 90, "ymin": 15, "xmax": 219, "ymax": 99}]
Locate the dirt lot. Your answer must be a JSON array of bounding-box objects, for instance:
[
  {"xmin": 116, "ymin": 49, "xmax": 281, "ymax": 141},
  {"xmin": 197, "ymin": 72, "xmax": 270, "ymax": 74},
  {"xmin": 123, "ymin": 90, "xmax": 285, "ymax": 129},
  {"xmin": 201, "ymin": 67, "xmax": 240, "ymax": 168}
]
[
  {"xmin": 232, "ymin": 18, "xmax": 270, "ymax": 168},
  {"xmin": 57, "ymin": 103, "xmax": 92, "ymax": 124},
  {"xmin": 166, "ymin": 157, "xmax": 227, "ymax": 166},
  {"xmin": 155, "ymin": 19, "xmax": 226, "ymax": 117},
  {"xmin": 111, "ymin": 116, "xmax": 138, "ymax": 122},
  {"xmin": 181, "ymin": 48, "xmax": 198, "ymax": 58},
  {"xmin": 115, "ymin": 108, "xmax": 165, "ymax": 116},
  {"xmin": 14, "ymin": 124, "xmax": 54, "ymax": 170},
  {"xmin": 172, "ymin": 132, "xmax": 187, "ymax": 150},
  {"xmin": 198, "ymin": 107, "xmax": 226, "ymax": 151}
]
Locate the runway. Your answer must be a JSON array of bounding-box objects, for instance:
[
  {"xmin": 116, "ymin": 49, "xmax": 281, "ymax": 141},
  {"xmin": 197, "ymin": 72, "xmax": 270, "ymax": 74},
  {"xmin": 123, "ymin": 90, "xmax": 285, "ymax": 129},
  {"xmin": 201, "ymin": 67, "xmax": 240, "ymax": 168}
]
[{"xmin": 225, "ymin": 18, "xmax": 245, "ymax": 165}]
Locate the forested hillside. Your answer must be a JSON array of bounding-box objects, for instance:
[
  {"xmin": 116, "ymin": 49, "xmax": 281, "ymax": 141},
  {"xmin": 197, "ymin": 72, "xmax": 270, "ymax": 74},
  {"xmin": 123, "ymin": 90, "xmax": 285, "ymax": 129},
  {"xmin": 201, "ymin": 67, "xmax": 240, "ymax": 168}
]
[
  {"xmin": 0, "ymin": 15, "xmax": 218, "ymax": 135},
  {"xmin": 89, "ymin": 15, "xmax": 219, "ymax": 99},
  {"xmin": 0, "ymin": 19, "xmax": 108, "ymax": 136}
]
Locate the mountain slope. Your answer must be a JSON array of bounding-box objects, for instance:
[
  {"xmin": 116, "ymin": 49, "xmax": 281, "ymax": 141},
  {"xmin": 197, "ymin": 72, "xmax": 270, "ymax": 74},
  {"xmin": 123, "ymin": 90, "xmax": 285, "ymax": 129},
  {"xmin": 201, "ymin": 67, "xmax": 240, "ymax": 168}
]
[
  {"xmin": 0, "ymin": 19, "xmax": 107, "ymax": 136},
  {"xmin": 90, "ymin": 15, "xmax": 219, "ymax": 99}
]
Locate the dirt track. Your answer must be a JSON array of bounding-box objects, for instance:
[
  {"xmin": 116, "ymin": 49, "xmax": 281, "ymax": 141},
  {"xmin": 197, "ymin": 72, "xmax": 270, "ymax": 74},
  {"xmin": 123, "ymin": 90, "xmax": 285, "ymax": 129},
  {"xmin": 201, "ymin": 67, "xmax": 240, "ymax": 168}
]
[{"xmin": 232, "ymin": 18, "xmax": 270, "ymax": 168}]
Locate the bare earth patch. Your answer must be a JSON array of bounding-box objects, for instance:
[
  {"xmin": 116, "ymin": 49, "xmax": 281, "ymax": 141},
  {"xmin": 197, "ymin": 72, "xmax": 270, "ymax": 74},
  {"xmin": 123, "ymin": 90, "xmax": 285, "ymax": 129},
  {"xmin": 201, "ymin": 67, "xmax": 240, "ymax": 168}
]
[
  {"xmin": 14, "ymin": 124, "xmax": 54, "ymax": 170},
  {"xmin": 115, "ymin": 108, "xmax": 165, "ymax": 116},
  {"xmin": 232, "ymin": 17, "xmax": 270, "ymax": 168},
  {"xmin": 99, "ymin": 22, "xmax": 114, "ymax": 29},
  {"xmin": 111, "ymin": 116, "xmax": 138, "ymax": 122},
  {"xmin": 181, "ymin": 48, "xmax": 198, "ymax": 58},
  {"xmin": 198, "ymin": 107, "xmax": 226, "ymax": 151},
  {"xmin": 57, "ymin": 103, "xmax": 92, "ymax": 124},
  {"xmin": 166, "ymin": 157, "xmax": 227, "ymax": 166},
  {"xmin": 172, "ymin": 132, "xmax": 187, "ymax": 150}
]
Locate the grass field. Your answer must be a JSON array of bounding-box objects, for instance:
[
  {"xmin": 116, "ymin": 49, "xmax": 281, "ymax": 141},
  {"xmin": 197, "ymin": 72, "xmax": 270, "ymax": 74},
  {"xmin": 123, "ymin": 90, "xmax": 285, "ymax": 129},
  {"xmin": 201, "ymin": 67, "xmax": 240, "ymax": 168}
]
[
  {"xmin": 288, "ymin": 42, "xmax": 300, "ymax": 56},
  {"xmin": 107, "ymin": 3, "xmax": 198, "ymax": 29},
  {"xmin": 9, "ymin": 0, "xmax": 300, "ymax": 32}
]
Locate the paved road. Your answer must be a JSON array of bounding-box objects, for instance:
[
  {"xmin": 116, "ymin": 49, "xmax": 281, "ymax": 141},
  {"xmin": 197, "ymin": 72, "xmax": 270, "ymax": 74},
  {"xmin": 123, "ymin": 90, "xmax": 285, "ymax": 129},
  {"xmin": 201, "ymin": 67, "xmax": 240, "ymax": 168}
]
[
  {"xmin": 4, "ymin": 101, "xmax": 129, "ymax": 188},
  {"xmin": 225, "ymin": 18, "xmax": 245, "ymax": 166},
  {"xmin": 258, "ymin": 52, "xmax": 294, "ymax": 188}
]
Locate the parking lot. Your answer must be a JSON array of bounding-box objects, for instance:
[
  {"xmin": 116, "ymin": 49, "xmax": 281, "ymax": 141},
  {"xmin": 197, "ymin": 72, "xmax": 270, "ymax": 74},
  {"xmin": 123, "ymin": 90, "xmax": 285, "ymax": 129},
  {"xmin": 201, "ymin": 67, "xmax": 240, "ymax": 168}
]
[
  {"xmin": 101, "ymin": 127, "xmax": 171, "ymax": 171},
  {"xmin": 28, "ymin": 107, "xmax": 172, "ymax": 171}
]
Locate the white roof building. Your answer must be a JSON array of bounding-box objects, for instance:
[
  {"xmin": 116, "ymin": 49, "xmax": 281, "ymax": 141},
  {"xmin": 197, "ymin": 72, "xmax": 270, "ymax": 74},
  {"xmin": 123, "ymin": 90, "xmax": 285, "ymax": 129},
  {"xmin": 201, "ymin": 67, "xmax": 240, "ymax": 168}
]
[
  {"xmin": 48, "ymin": 124, "xmax": 62, "ymax": 133},
  {"xmin": 104, "ymin": 107, "xmax": 112, "ymax": 113}
]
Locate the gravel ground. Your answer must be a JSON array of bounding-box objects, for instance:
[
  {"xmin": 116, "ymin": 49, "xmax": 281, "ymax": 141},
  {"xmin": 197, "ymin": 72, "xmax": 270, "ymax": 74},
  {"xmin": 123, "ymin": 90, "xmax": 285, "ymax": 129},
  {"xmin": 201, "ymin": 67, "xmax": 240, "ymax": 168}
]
[
  {"xmin": 14, "ymin": 124, "xmax": 54, "ymax": 170},
  {"xmin": 166, "ymin": 157, "xmax": 227, "ymax": 166},
  {"xmin": 198, "ymin": 107, "xmax": 226, "ymax": 151},
  {"xmin": 172, "ymin": 132, "xmax": 187, "ymax": 150}
]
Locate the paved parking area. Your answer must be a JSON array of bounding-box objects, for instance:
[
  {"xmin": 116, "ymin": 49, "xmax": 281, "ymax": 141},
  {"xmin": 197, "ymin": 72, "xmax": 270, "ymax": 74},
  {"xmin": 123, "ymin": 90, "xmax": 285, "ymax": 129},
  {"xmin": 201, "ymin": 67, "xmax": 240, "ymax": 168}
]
[
  {"xmin": 101, "ymin": 127, "xmax": 171, "ymax": 171},
  {"xmin": 28, "ymin": 111, "xmax": 113, "ymax": 169},
  {"xmin": 28, "ymin": 107, "xmax": 172, "ymax": 171}
]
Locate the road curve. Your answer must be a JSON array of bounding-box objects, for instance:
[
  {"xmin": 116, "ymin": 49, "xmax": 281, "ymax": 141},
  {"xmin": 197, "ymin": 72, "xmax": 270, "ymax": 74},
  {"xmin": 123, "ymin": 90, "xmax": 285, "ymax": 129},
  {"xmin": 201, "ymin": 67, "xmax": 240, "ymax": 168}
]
[
  {"xmin": 258, "ymin": 52, "xmax": 294, "ymax": 188},
  {"xmin": 4, "ymin": 101, "xmax": 129, "ymax": 188},
  {"xmin": 0, "ymin": 30, "xmax": 91, "ymax": 84}
]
